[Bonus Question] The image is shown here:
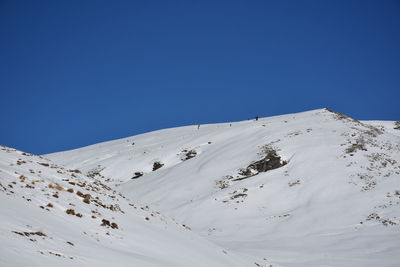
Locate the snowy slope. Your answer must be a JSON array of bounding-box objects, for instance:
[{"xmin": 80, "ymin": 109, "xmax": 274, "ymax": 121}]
[
  {"xmin": 43, "ymin": 109, "xmax": 400, "ymax": 266},
  {"xmin": 0, "ymin": 146, "xmax": 255, "ymax": 267}
]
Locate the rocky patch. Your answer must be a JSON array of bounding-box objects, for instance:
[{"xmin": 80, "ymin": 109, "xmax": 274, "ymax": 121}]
[
  {"xmin": 132, "ymin": 172, "xmax": 143, "ymax": 179},
  {"xmin": 394, "ymin": 121, "xmax": 400, "ymax": 130},
  {"xmin": 234, "ymin": 149, "xmax": 287, "ymax": 181},
  {"xmin": 152, "ymin": 161, "xmax": 164, "ymax": 171}
]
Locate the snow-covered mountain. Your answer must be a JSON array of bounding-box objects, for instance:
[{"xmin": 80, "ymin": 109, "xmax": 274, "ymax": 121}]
[
  {"xmin": 0, "ymin": 148, "xmax": 254, "ymax": 267},
  {"xmin": 2, "ymin": 108, "xmax": 400, "ymax": 266}
]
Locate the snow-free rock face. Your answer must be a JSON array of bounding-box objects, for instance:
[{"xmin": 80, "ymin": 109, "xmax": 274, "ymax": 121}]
[
  {"xmin": 40, "ymin": 109, "xmax": 400, "ymax": 266},
  {"xmin": 0, "ymin": 146, "xmax": 254, "ymax": 267}
]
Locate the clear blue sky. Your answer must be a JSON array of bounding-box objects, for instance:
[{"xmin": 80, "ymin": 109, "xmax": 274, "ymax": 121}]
[{"xmin": 1, "ymin": 0, "xmax": 399, "ymax": 154}]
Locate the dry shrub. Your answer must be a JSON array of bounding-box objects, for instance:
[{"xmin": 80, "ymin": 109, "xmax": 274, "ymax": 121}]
[
  {"xmin": 82, "ymin": 194, "xmax": 91, "ymax": 204},
  {"xmin": 49, "ymin": 184, "xmax": 64, "ymax": 191},
  {"xmin": 101, "ymin": 219, "xmax": 111, "ymax": 227},
  {"xmin": 16, "ymin": 159, "xmax": 26, "ymax": 165},
  {"xmin": 13, "ymin": 231, "xmax": 46, "ymax": 237},
  {"xmin": 68, "ymin": 169, "xmax": 81, "ymax": 174},
  {"xmin": 66, "ymin": 209, "xmax": 75, "ymax": 215}
]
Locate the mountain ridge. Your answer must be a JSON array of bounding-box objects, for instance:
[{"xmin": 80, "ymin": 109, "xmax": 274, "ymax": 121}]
[{"xmin": 2, "ymin": 108, "xmax": 400, "ymax": 266}]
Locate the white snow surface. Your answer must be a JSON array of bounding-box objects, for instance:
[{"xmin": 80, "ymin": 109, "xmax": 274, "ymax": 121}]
[
  {"xmin": 0, "ymin": 150, "xmax": 253, "ymax": 266},
  {"xmin": 2, "ymin": 109, "xmax": 400, "ymax": 266}
]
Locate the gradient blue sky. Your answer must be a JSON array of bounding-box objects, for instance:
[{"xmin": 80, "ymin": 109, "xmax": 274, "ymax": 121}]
[{"xmin": 1, "ymin": 0, "xmax": 399, "ymax": 154}]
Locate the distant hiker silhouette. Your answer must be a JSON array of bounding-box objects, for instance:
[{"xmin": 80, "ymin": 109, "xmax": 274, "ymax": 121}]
[{"xmin": 255, "ymin": 116, "xmax": 259, "ymax": 121}]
